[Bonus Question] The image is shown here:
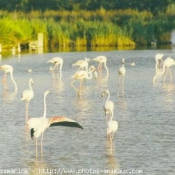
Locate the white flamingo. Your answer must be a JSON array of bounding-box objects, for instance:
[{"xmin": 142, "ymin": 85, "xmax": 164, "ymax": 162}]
[
  {"xmin": 0, "ymin": 64, "xmax": 18, "ymax": 91},
  {"xmin": 27, "ymin": 90, "xmax": 83, "ymax": 159},
  {"xmin": 72, "ymin": 58, "xmax": 90, "ymax": 72},
  {"xmin": 101, "ymin": 90, "xmax": 114, "ymax": 122},
  {"xmin": 71, "ymin": 66, "xmax": 95, "ymax": 96},
  {"xmin": 153, "ymin": 57, "xmax": 175, "ymax": 83},
  {"xmin": 47, "ymin": 57, "xmax": 63, "ymax": 80},
  {"xmin": 21, "ymin": 78, "xmax": 34, "ymax": 121},
  {"xmin": 118, "ymin": 58, "xmax": 126, "ymax": 96},
  {"xmin": 92, "ymin": 56, "xmax": 108, "ymax": 76}
]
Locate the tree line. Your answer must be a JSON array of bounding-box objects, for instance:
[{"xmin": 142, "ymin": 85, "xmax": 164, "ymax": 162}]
[{"xmin": 0, "ymin": 0, "xmax": 174, "ymax": 15}]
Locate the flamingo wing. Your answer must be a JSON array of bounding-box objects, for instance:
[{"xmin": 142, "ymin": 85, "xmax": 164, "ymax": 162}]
[{"xmin": 49, "ymin": 116, "xmax": 83, "ymax": 129}]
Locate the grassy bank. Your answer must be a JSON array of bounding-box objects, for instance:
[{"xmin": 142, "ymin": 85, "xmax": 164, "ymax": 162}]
[{"xmin": 0, "ymin": 9, "xmax": 175, "ymax": 50}]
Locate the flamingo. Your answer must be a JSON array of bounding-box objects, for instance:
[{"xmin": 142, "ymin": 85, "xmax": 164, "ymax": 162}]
[
  {"xmin": 0, "ymin": 64, "xmax": 18, "ymax": 91},
  {"xmin": 118, "ymin": 58, "xmax": 126, "ymax": 96},
  {"xmin": 92, "ymin": 56, "xmax": 108, "ymax": 76},
  {"xmin": 21, "ymin": 78, "xmax": 34, "ymax": 121},
  {"xmin": 71, "ymin": 66, "xmax": 95, "ymax": 96},
  {"xmin": 47, "ymin": 57, "xmax": 63, "ymax": 80},
  {"xmin": 130, "ymin": 62, "xmax": 135, "ymax": 66},
  {"xmin": 153, "ymin": 57, "xmax": 175, "ymax": 83},
  {"xmin": 101, "ymin": 90, "xmax": 114, "ymax": 122},
  {"xmin": 72, "ymin": 58, "xmax": 90, "ymax": 72},
  {"xmin": 155, "ymin": 53, "xmax": 164, "ymax": 71},
  {"xmin": 27, "ymin": 90, "xmax": 83, "ymax": 159}
]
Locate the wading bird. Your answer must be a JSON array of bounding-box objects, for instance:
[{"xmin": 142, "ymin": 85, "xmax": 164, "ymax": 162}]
[
  {"xmin": 0, "ymin": 64, "xmax": 18, "ymax": 91},
  {"xmin": 71, "ymin": 66, "xmax": 95, "ymax": 96},
  {"xmin": 92, "ymin": 56, "xmax": 108, "ymax": 76},
  {"xmin": 72, "ymin": 58, "xmax": 90, "ymax": 72},
  {"xmin": 101, "ymin": 90, "xmax": 114, "ymax": 122},
  {"xmin": 153, "ymin": 57, "xmax": 175, "ymax": 83},
  {"xmin": 118, "ymin": 58, "xmax": 126, "ymax": 96},
  {"xmin": 27, "ymin": 90, "xmax": 83, "ymax": 159},
  {"xmin": 21, "ymin": 78, "xmax": 34, "ymax": 121},
  {"xmin": 47, "ymin": 57, "xmax": 63, "ymax": 80}
]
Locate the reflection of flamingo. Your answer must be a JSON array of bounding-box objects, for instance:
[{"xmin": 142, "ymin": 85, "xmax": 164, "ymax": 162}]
[
  {"xmin": 93, "ymin": 56, "xmax": 108, "ymax": 76},
  {"xmin": 72, "ymin": 58, "xmax": 90, "ymax": 72},
  {"xmin": 71, "ymin": 66, "xmax": 95, "ymax": 96},
  {"xmin": 118, "ymin": 58, "xmax": 126, "ymax": 96},
  {"xmin": 21, "ymin": 78, "xmax": 34, "ymax": 121},
  {"xmin": 107, "ymin": 118, "xmax": 118, "ymax": 145},
  {"xmin": 153, "ymin": 57, "xmax": 175, "ymax": 83},
  {"xmin": 47, "ymin": 57, "xmax": 63, "ymax": 80},
  {"xmin": 27, "ymin": 91, "xmax": 83, "ymax": 159},
  {"xmin": 0, "ymin": 64, "xmax": 18, "ymax": 91},
  {"xmin": 102, "ymin": 90, "xmax": 114, "ymax": 122}
]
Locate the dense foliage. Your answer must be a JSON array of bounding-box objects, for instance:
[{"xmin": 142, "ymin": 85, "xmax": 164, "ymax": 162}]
[
  {"xmin": 0, "ymin": 0, "xmax": 174, "ymax": 14},
  {"xmin": 0, "ymin": 1, "xmax": 175, "ymax": 49}
]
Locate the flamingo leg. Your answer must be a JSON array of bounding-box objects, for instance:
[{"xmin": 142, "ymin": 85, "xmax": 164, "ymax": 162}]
[
  {"xmin": 117, "ymin": 76, "xmax": 121, "ymax": 96},
  {"xmin": 41, "ymin": 133, "xmax": 44, "ymax": 158},
  {"xmin": 36, "ymin": 138, "xmax": 38, "ymax": 159},
  {"xmin": 122, "ymin": 76, "xmax": 125, "ymax": 97},
  {"xmin": 78, "ymin": 79, "xmax": 83, "ymax": 96},
  {"xmin": 71, "ymin": 79, "xmax": 78, "ymax": 92},
  {"xmin": 25, "ymin": 102, "xmax": 29, "ymax": 122},
  {"xmin": 163, "ymin": 67, "xmax": 168, "ymax": 82},
  {"xmin": 168, "ymin": 68, "xmax": 173, "ymax": 83}
]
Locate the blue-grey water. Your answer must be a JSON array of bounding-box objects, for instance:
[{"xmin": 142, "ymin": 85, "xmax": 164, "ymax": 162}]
[{"xmin": 0, "ymin": 48, "xmax": 175, "ymax": 175}]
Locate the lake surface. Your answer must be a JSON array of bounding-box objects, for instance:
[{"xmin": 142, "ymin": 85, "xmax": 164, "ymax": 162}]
[{"xmin": 0, "ymin": 48, "xmax": 175, "ymax": 175}]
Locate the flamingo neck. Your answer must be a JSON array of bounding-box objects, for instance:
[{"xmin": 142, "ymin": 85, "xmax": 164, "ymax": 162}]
[
  {"xmin": 59, "ymin": 62, "xmax": 63, "ymax": 80},
  {"xmin": 104, "ymin": 61, "xmax": 109, "ymax": 75},
  {"xmin": 29, "ymin": 80, "xmax": 33, "ymax": 91},
  {"xmin": 10, "ymin": 71, "xmax": 17, "ymax": 91},
  {"xmin": 43, "ymin": 94, "xmax": 47, "ymax": 118},
  {"xmin": 106, "ymin": 91, "xmax": 110, "ymax": 103}
]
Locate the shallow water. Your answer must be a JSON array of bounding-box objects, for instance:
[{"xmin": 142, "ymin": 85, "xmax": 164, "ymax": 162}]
[{"xmin": 0, "ymin": 49, "xmax": 175, "ymax": 174}]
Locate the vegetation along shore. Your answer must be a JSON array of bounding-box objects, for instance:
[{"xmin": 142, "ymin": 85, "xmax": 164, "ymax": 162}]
[{"xmin": 0, "ymin": 0, "xmax": 175, "ymax": 50}]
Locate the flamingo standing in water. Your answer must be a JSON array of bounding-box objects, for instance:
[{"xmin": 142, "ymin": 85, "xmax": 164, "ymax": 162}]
[
  {"xmin": 21, "ymin": 78, "xmax": 34, "ymax": 121},
  {"xmin": 92, "ymin": 56, "xmax": 108, "ymax": 76},
  {"xmin": 118, "ymin": 58, "xmax": 126, "ymax": 96},
  {"xmin": 72, "ymin": 58, "xmax": 90, "ymax": 72},
  {"xmin": 0, "ymin": 64, "xmax": 18, "ymax": 91},
  {"xmin": 27, "ymin": 90, "xmax": 83, "ymax": 159},
  {"xmin": 47, "ymin": 57, "xmax": 63, "ymax": 80},
  {"xmin": 71, "ymin": 66, "xmax": 95, "ymax": 96},
  {"xmin": 101, "ymin": 90, "xmax": 114, "ymax": 122},
  {"xmin": 153, "ymin": 57, "xmax": 175, "ymax": 83}
]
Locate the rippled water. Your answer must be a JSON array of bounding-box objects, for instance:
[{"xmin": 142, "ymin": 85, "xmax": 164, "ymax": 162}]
[{"xmin": 0, "ymin": 49, "xmax": 175, "ymax": 174}]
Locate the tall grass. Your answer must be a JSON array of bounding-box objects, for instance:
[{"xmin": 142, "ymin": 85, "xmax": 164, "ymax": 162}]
[{"xmin": 0, "ymin": 9, "xmax": 174, "ymax": 49}]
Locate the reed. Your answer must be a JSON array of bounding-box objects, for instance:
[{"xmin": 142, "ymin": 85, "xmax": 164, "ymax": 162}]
[{"xmin": 0, "ymin": 9, "xmax": 174, "ymax": 49}]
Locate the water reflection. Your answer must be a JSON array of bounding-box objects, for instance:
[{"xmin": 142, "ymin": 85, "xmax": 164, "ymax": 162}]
[
  {"xmin": 2, "ymin": 90, "xmax": 17, "ymax": 103},
  {"xmin": 105, "ymin": 140, "xmax": 120, "ymax": 175}
]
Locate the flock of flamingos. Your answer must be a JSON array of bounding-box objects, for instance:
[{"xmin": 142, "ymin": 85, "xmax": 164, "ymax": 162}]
[{"xmin": 0, "ymin": 52, "xmax": 171, "ymax": 159}]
